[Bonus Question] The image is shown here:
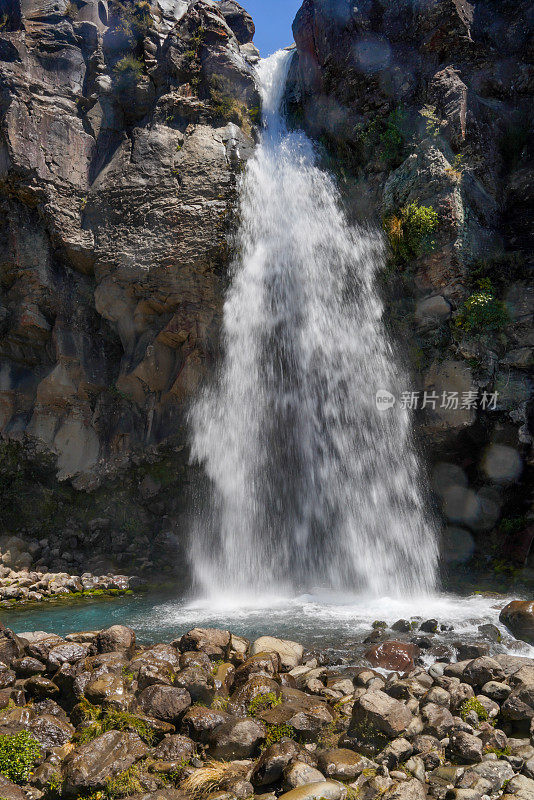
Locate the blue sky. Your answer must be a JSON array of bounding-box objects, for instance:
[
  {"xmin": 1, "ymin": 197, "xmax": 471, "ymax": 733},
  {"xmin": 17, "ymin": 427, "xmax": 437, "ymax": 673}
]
[{"xmin": 226, "ymin": 1, "xmax": 302, "ymax": 56}]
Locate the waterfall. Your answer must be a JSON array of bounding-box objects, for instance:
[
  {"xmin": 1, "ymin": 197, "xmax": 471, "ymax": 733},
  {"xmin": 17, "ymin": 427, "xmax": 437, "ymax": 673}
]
[{"xmin": 188, "ymin": 50, "xmax": 438, "ymax": 601}]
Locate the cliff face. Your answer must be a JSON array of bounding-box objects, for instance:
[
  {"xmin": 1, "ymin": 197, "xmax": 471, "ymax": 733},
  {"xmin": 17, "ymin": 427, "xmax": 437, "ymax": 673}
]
[
  {"xmin": 0, "ymin": 0, "xmax": 259, "ymax": 574},
  {"xmin": 290, "ymin": 0, "xmax": 534, "ymax": 576}
]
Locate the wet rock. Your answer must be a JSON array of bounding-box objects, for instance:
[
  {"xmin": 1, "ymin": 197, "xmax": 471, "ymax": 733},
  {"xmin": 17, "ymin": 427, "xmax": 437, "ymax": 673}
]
[
  {"xmin": 153, "ymin": 733, "xmax": 196, "ymax": 764},
  {"xmin": 259, "ymin": 697, "xmax": 334, "ymax": 741},
  {"xmin": 173, "ymin": 666, "xmax": 215, "ymax": 705},
  {"xmin": 181, "ymin": 704, "xmax": 232, "ymax": 742},
  {"xmin": 463, "ymin": 657, "xmax": 505, "ymax": 688},
  {"xmin": 365, "ymin": 641, "xmax": 420, "ymax": 672},
  {"xmin": 208, "ymin": 716, "xmax": 266, "ymax": 759},
  {"xmin": 501, "ymin": 774, "xmax": 534, "ymax": 800},
  {"xmin": 228, "ymin": 675, "xmax": 281, "ymax": 716},
  {"xmin": 25, "ymin": 676, "xmax": 60, "ymax": 700},
  {"xmin": 252, "ymin": 740, "xmax": 307, "ymax": 786},
  {"xmin": 0, "ymin": 774, "xmax": 26, "ymax": 800},
  {"xmin": 178, "ymin": 628, "xmax": 231, "ymax": 659},
  {"xmin": 62, "ymin": 730, "xmax": 149, "ymax": 796},
  {"xmin": 137, "ymin": 685, "xmax": 191, "ymax": 724},
  {"xmin": 383, "ymin": 779, "xmax": 426, "ymax": 799},
  {"xmin": 234, "ymin": 653, "xmax": 281, "ymax": 686},
  {"xmin": 12, "ymin": 657, "xmax": 46, "ymax": 677},
  {"xmin": 29, "ymin": 713, "xmax": 74, "ymax": 749},
  {"xmin": 96, "ymin": 625, "xmax": 136, "ymax": 654},
  {"xmin": 0, "ymin": 624, "xmax": 24, "ymax": 665},
  {"xmin": 500, "ymin": 601, "xmax": 534, "ymax": 646},
  {"xmin": 47, "ymin": 642, "xmax": 91, "ymax": 668}
]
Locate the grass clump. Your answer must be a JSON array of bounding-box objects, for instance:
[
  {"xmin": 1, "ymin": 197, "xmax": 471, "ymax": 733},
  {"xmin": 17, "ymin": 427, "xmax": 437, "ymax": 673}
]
[
  {"xmin": 181, "ymin": 760, "xmax": 234, "ymax": 800},
  {"xmin": 455, "ymin": 281, "xmax": 509, "ymax": 333},
  {"xmin": 113, "ymin": 54, "xmax": 144, "ymax": 82},
  {"xmin": 383, "ymin": 202, "xmax": 439, "ymax": 264},
  {"xmin": 247, "ymin": 691, "xmax": 280, "ymax": 717},
  {"xmin": 459, "ymin": 697, "xmax": 489, "ymax": 723},
  {"xmin": 105, "ymin": 761, "xmax": 147, "ymax": 798},
  {"xmin": 0, "ymin": 730, "xmax": 42, "ymax": 783},
  {"xmin": 75, "ymin": 700, "xmax": 156, "ymax": 745}
]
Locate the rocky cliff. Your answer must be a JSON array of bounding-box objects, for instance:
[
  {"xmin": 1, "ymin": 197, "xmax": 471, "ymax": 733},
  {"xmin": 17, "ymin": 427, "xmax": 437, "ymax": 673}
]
[
  {"xmin": 289, "ymin": 0, "xmax": 534, "ymax": 582},
  {"xmin": 0, "ymin": 0, "xmax": 259, "ymax": 575}
]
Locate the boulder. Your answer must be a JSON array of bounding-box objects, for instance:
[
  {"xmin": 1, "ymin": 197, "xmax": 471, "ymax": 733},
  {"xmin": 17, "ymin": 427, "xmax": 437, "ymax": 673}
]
[
  {"xmin": 365, "ymin": 641, "xmax": 420, "ymax": 672},
  {"xmin": 137, "ymin": 685, "xmax": 191, "ymax": 724},
  {"xmin": 252, "ymin": 740, "xmax": 309, "ymax": 786},
  {"xmin": 351, "ymin": 690, "xmax": 412, "ymax": 738},
  {"xmin": 96, "ymin": 625, "xmax": 136, "ymax": 654},
  {"xmin": 284, "ymin": 761, "xmax": 325, "ymax": 788},
  {"xmin": 317, "ymin": 748, "xmax": 372, "ymax": 781},
  {"xmin": 251, "ymin": 637, "xmax": 304, "ymax": 669},
  {"xmin": 208, "ymin": 716, "xmax": 266, "ymax": 759},
  {"xmin": 62, "ymin": 731, "xmax": 148, "ymax": 796},
  {"xmin": 29, "ymin": 713, "xmax": 74, "ymax": 749},
  {"xmin": 178, "ymin": 628, "xmax": 231, "ymax": 659},
  {"xmin": 448, "ymin": 730, "xmax": 483, "ymax": 763},
  {"xmin": 277, "ymin": 781, "xmax": 347, "ymax": 800},
  {"xmin": 153, "ymin": 733, "xmax": 196, "ymax": 764},
  {"xmin": 500, "ymin": 601, "xmax": 534, "ymax": 645},
  {"xmin": 181, "ymin": 704, "xmax": 232, "ymax": 743}
]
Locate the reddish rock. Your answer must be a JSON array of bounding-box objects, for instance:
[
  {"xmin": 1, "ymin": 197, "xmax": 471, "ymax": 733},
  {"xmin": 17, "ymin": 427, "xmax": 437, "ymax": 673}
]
[
  {"xmin": 500, "ymin": 601, "xmax": 534, "ymax": 645},
  {"xmin": 365, "ymin": 641, "xmax": 420, "ymax": 672}
]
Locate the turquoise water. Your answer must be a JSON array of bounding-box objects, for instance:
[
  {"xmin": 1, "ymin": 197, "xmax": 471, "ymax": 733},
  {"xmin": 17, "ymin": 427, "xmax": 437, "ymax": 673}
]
[{"xmin": 3, "ymin": 589, "xmax": 533, "ymax": 662}]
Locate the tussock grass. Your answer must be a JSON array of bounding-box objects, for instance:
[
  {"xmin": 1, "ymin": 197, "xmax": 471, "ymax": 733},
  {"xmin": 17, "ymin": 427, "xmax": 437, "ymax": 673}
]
[{"xmin": 181, "ymin": 760, "xmax": 235, "ymax": 800}]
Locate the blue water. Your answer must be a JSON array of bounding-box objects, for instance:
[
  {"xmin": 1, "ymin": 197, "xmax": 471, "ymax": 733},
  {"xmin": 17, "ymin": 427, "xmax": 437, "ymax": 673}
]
[{"xmin": 3, "ymin": 589, "xmax": 533, "ymax": 663}]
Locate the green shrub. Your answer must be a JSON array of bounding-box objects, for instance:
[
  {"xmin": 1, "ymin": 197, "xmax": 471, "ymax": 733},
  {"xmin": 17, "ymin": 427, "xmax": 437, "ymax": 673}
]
[
  {"xmin": 379, "ymin": 107, "xmax": 407, "ymax": 166},
  {"xmin": 455, "ymin": 285, "xmax": 509, "ymax": 333},
  {"xmin": 111, "ymin": 0, "xmax": 153, "ymax": 44},
  {"xmin": 383, "ymin": 202, "xmax": 439, "ymax": 264},
  {"xmin": 105, "ymin": 761, "xmax": 146, "ymax": 798},
  {"xmin": 113, "ymin": 54, "xmax": 144, "ymax": 82},
  {"xmin": 0, "ymin": 730, "xmax": 42, "ymax": 783}
]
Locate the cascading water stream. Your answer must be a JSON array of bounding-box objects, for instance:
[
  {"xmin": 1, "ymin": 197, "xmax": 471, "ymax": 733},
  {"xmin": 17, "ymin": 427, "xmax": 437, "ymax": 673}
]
[{"xmin": 188, "ymin": 50, "xmax": 438, "ymax": 601}]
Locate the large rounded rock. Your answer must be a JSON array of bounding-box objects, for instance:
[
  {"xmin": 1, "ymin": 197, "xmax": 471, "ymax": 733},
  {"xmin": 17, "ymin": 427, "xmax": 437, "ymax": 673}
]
[
  {"xmin": 228, "ymin": 675, "xmax": 281, "ymax": 716},
  {"xmin": 178, "ymin": 628, "xmax": 230, "ymax": 659},
  {"xmin": 365, "ymin": 641, "xmax": 420, "ymax": 672},
  {"xmin": 62, "ymin": 731, "xmax": 148, "ymax": 796},
  {"xmin": 96, "ymin": 625, "xmax": 136, "ymax": 654},
  {"xmin": 284, "ymin": 762, "xmax": 325, "ymax": 788},
  {"xmin": 29, "ymin": 713, "xmax": 74, "ymax": 749},
  {"xmin": 500, "ymin": 601, "xmax": 534, "ymax": 645},
  {"xmin": 153, "ymin": 733, "xmax": 196, "ymax": 764},
  {"xmin": 252, "ymin": 740, "xmax": 307, "ymax": 786},
  {"xmin": 208, "ymin": 716, "xmax": 266, "ymax": 759},
  {"xmin": 251, "ymin": 637, "xmax": 304, "ymax": 669},
  {"xmin": 137, "ymin": 685, "xmax": 191, "ymax": 724},
  {"xmin": 317, "ymin": 748, "xmax": 371, "ymax": 781},
  {"xmin": 234, "ymin": 652, "xmax": 281, "ymax": 687},
  {"xmin": 277, "ymin": 780, "xmax": 347, "ymax": 800},
  {"xmin": 351, "ymin": 690, "xmax": 412, "ymax": 738},
  {"xmin": 181, "ymin": 704, "xmax": 232, "ymax": 743}
]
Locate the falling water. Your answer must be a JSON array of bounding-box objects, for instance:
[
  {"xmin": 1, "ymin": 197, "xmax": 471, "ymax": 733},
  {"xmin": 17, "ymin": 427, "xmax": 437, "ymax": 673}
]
[{"xmin": 189, "ymin": 50, "xmax": 438, "ymax": 600}]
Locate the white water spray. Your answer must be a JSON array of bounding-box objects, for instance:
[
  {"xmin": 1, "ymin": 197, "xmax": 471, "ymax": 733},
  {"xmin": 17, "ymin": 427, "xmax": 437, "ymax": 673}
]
[{"xmin": 189, "ymin": 50, "xmax": 438, "ymax": 600}]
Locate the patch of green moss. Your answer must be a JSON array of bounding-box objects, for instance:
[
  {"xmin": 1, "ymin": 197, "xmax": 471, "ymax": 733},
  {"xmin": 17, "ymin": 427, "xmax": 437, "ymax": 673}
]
[
  {"xmin": 0, "ymin": 730, "xmax": 42, "ymax": 784},
  {"xmin": 264, "ymin": 722, "xmax": 294, "ymax": 747},
  {"xmin": 75, "ymin": 701, "xmax": 156, "ymax": 746},
  {"xmin": 247, "ymin": 692, "xmax": 281, "ymax": 717},
  {"xmin": 459, "ymin": 697, "xmax": 489, "ymax": 723}
]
